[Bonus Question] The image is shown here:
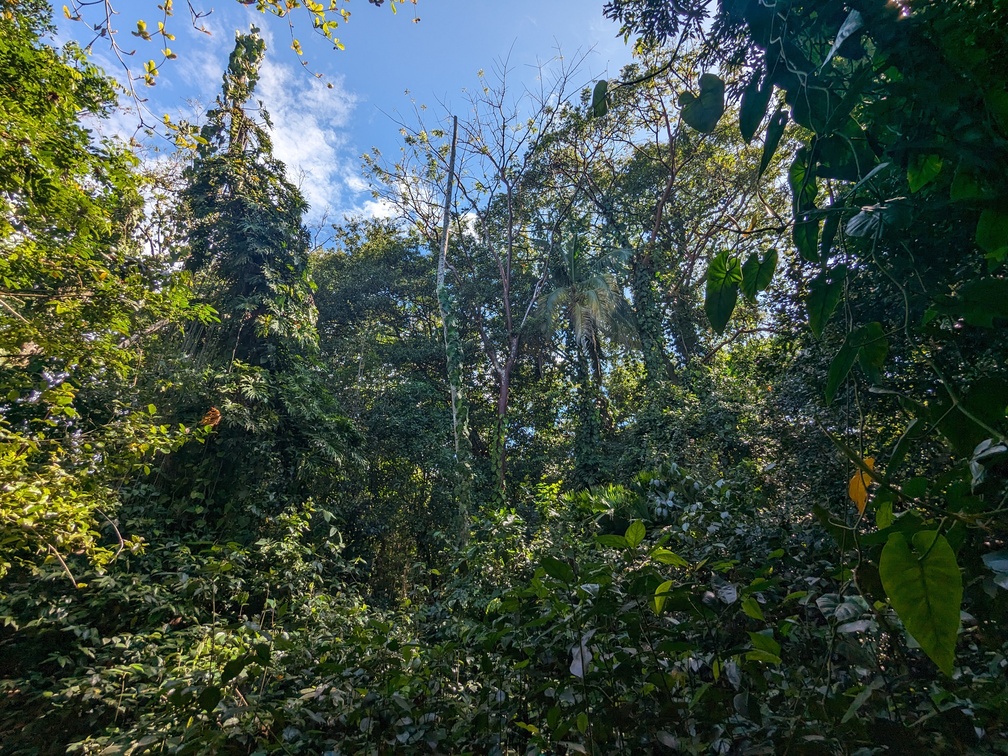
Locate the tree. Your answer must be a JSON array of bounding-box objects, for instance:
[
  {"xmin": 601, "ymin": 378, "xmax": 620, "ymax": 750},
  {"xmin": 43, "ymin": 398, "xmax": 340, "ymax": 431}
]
[
  {"xmin": 140, "ymin": 27, "xmax": 356, "ymax": 537},
  {"xmin": 536, "ymin": 50, "xmax": 790, "ymax": 472},
  {"xmin": 0, "ymin": 0, "xmax": 200, "ymax": 580},
  {"xmin": 604, "ymin": 0, "xmax": 1008, "ymax": 679},
  {"xmin": 368, "ymin": 55, "xmax": 590, "ymax": 505},
  {"xmin": 539, "ymin": 226, "xmax": 631, "ymax": 487},
  {"xmin": 312, "ymin": 220, "xmax": 456, "ymax": 597}
]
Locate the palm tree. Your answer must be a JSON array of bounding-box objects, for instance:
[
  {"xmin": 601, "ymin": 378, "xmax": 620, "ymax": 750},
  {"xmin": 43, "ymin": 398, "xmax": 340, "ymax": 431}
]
[{"xmin": 540, "ymin": 229, "xmax": 634, "ymax": 487}]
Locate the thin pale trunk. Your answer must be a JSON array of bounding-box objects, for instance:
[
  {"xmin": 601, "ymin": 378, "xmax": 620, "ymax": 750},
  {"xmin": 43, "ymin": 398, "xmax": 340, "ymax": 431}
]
[{"xmin": 436, "ymin": 115, "xmax": 471, "ymax": 545}]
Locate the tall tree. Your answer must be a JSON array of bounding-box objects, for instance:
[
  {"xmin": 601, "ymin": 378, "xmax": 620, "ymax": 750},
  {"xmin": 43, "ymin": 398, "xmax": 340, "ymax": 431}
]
[
  {"xmin": 144, "ymin": 28, "xmax": 355, "ymax": 536},
  {"xmin": 368, "ymin": 56, "xmax": 589, "ymax": 504},
  {"xmin": 0, "ymin": 0, "xmax": 197, "ymax": 580}
]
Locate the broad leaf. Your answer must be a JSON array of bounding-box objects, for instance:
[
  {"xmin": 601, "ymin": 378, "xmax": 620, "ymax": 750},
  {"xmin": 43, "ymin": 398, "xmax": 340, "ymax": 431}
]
[
  {"xmin": 822, "ymin": 9, "xmax": 864, "ymax": 70},
  {"xmin": 740, "ymin": 68, "xmax": 772, "ymax": 143},
  {"xmin": 651, "ymin": 547, "xmax": 687, "ymax": 567},
  {"xmin": 907, "ymin": 153, "xmax": 943, "ymax": 193},
  {"xmin": 793, "ymin": 217, "xmax": 821, "ymax": 263},
  {"xmin": 819, "ymin": 208, "xmax": 841, "ymax": 259},
  {"xmin": 848, "ymin": 457, "xmax": 875, "ymax": 514},
  {"xmin": 825, "ymin": 322, "xmax": 888, "ymax": 402},
  {"xmin": 541, "ymin": 556, "xmax": 576, "ymax": 584},
  {"xmin": 789, "ymin": 148, "xmax": 817, "ymax": 213},
  {"xmin": 976, "ymin": 208, "xmax": 1008, "ymax": 260},
  {"xmin": 950, "ymin": 164, "xmax": 987, "ymax": 201},
  {"xmin": 825, "ymin": 341, "xmax": 858, "ymax": 404},
  {"xmin": 740, "ymin": 249, "xmax": 777, "ymax": 302},
  {"xmin": 596, "ymin": 534, "xmax": 629, "ymax": 549},
  {"xmin": 679, "ymin": 73, "xmax": 725, "ymax": 133},
  {"xmin": 705, "ymin": 250, "xmax": 743, "ymax": 334},
  {"xmin": 856, "ymin": 321, "xmax": 888, "ymax": 383},
  {"xmin": 653, "ymin": 579, "xmax": 675, "ymax": 614},
  {"xmin": 625, "ymin": 520, "xmax": 646, "ymax": 548},
  {"xmin": 758, "ymin": 108, "xmax": 788, "ymax": 180},
  {"xmin": 198, "ymin": 685, "xmax": 222, "ymax": 713},
  {"xmin": 741, "ymin": 595, "xmax": 765, "ymax": 620},
  {"xmin": 221, "ymin": 655, "xmax": 249, "ymax": 685},
  {"xmin": 806, "ymin": 266, "xmax": 846, "ymax": 337},
  {"xmin": 591, "ymin": 80, "xmax": 608, "ymax": 118},
  {"xmin": 880, "ymin": 531, "xmax": 962, "ymax": 675}
]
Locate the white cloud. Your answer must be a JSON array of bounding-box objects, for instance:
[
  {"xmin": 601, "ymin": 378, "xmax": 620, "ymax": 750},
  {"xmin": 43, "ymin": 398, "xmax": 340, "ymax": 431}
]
[
  {"xmin": 252, "ymin": 53, "xmax": 361, "ymax": 221},
  {"xmin": 360, "ymin": 198, "xmax": 398, "ymax": 220}
]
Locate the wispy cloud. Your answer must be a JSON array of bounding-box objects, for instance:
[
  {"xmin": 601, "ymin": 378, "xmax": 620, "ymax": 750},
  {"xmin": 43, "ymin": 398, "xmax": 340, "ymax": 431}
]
[{"xmin": 255, "ymin": 54, "xmax": 359, "ymax": 220}]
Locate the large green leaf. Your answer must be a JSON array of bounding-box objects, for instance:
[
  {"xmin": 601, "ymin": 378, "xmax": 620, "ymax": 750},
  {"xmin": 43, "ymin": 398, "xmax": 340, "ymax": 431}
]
[
  {"xmin": 625, "ymin": 520, "xmax": 646, "ymax": 548},
  {"xmin": 591, "ymin": 80, "xmax": 609, "ymax": 118},
  {"xmin": 679, "ymin": 73, "xmax": 725, "ymax": 133},
  {"xmin": 758, "ymin": 108, "xmax": 788, "ymax": 180},
  {"xmin": 907, "ymin": 153, "xmax": 943, "ymax": 193},
  {"xmin": 739, "ymin": 68, "xmax": 772, "ymax": 143},
  {"xmin": 856, "ymin": 321, "xmax": 888, "ymax": 382},
  {"xmin": 806, "ymin": 265, "xmax": 846, "ymax": 337},
  {"xmin": 741, "ymin": 249, "xmax": 777, "ymax": 302},
  {"xmin": 819, "ymin": 208, "xmax": 841, "ymax": 259},
  {"xmin": 793, "ymin": 217, "xmax": 821, "ymax": 263},
  {"xmin": 705, "ymin": 251, "xmax": 743, "ymax": 334},
  {"xmin": 789, "ymin": 148, "xmax": 817, "ymax": 213},
  {"xmin": 880, "ymin": 531, "xmax": 962, "ymax": 675},
  {"xmin": 541, "ymin": 556, "xmax": 576, "ymax": 584},
  {"xmin": 976, "ymin": 208, "xmax": 1008, "ymax": 262}
]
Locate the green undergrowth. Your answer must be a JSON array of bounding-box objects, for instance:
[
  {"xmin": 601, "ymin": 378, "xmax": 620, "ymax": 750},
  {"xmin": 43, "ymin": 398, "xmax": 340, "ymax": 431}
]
[{"xmin": 2, "ymin": 465, "xmax": 1006, "ymax": 755}]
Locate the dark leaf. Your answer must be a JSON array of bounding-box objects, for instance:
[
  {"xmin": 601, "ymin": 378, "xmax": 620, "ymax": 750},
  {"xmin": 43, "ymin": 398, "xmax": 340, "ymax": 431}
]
[
  {"xmin": 806, "ymin": 265, "xmax": 846, "ymax": 337},
  {"xmin": 679, "ymin": 73, "xmax": 725, "ymax": 133},
  {"xmin": 758, "ymin": 108, "xmax": 788, "ymax": 180},
  {"xmin": 740, "ymin": 68, "xmax": 772, "ymax": 143},
  {"xmin": 705, "ymin": 251, "xmax": 743, "ymax": 334}
]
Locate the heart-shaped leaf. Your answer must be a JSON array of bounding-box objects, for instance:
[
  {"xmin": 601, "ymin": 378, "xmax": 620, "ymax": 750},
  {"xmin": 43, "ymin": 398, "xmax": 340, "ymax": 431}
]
[
  {"xmin": 806, "ymin": 265, "xmax": 847, "ymax": 337},
  {"xmin": 705, "ymin": 250, "xmax": 743, "ymax": 334},
  {"xmin": 880, "ymin": 531, "xmax": 962, "ymax": 675},
  {"xmin": 679, "ymin": 73, "xmax": 725, "ymax": 133},
  {"xmin": 740, "ymin": 248, "xmax": 777, "ymax": 302}
]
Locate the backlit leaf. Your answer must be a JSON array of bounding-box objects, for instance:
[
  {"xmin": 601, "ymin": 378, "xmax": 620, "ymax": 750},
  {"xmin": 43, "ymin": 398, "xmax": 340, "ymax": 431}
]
[
  {"xmin": 705, "ymin": 250, "xmax": 743, "ymax": 334},
  {"xmin": 880, "ymin": 531, "xmax": 962, "ymax": 675},
  {"xmin": 848, "ymin": 457, "xmax": 875, "ymax": 514},
  {"xmin": 679, "ymin": 73, "xmax": 725, "ymax": 133},
  {"xmin": 653, "ymin": 579, "xmax": 675, "ymax": 614},
  {"xmin": 907, "ymin": 153, "xmax": 943, "ymax": 193},
  {"xmin": 741, "ymin": 595, "xmax": 765, "ymax": 620},
  {"xmin": 625, "ymin": 520, "xmax": 646, "ymax": 548},
  {"xmin": 758, "ymin": 108, "xmax": 788, "ymax": 180},
  {"xmin": 806, "ymin": 265, "xmax": 846, "ymax": 337},
  {"xmin": 740, "ymin": 248, "xmax": 777, "ymax": 302},
  {"xmin": 651, "ymin": 547, "xmax": 687, "ymax": 567}
]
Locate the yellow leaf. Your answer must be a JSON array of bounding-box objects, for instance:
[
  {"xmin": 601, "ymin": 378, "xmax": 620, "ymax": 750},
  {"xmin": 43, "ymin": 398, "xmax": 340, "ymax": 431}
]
[{"xmin": 848, "ymin": 457, "xmax": 875, "ymax": 514}]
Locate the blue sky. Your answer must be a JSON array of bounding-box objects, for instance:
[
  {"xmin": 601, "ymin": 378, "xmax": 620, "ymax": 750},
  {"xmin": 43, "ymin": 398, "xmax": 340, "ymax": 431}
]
[{"xmin": 60, "ymin": 1, "xmax": 634, "ymax": 222}]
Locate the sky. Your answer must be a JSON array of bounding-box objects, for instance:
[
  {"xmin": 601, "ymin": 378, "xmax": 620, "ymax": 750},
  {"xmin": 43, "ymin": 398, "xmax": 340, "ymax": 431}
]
[{"xmin": 59, "ymin": 1, "xmax": 635, "ymax": 223}]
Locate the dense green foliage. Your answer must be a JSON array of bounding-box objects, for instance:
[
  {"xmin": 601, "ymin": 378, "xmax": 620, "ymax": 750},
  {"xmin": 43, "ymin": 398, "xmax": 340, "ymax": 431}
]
[{"xmin": 1, "ymin": 0, "xmax": 1006, "ymax": 754}]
